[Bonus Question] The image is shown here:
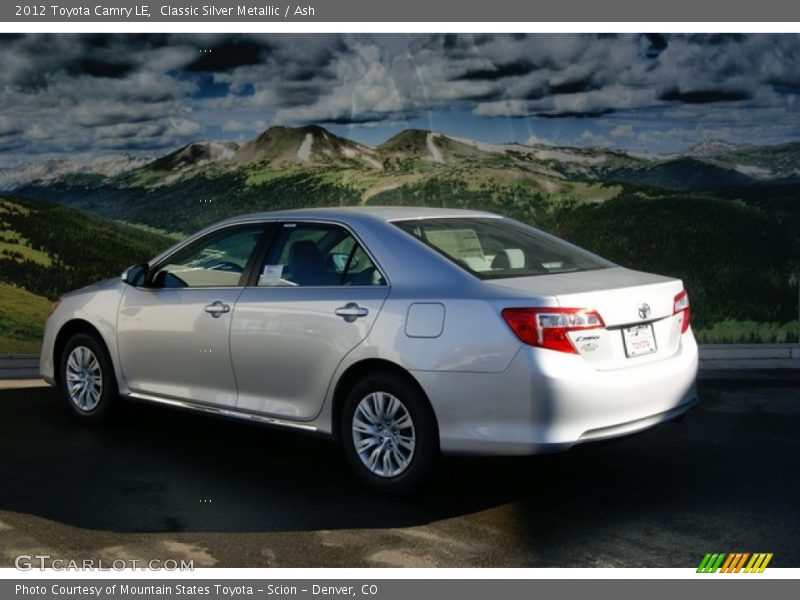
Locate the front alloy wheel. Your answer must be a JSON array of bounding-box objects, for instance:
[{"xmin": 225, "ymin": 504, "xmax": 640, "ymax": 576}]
[
  {"xmin": 65, "ymin": 346, "xmax": 103, "ymax": 412},
  {"xmin": 60, "ymin": 332, "xmax": 118, "ymax": 421}
]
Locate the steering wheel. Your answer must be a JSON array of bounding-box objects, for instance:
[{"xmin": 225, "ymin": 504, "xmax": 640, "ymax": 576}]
[{"xmin": 210, "ymin": 261, "xmax": 243, "ymax": 273}]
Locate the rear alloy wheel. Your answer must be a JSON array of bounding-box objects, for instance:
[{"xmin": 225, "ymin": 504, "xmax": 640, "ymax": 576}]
[
  {"xmin": 352, "ymin": 391, "xmax": 416, "ymax": 477},
  {"xmin": 341, "ymin": 372, "xmax": 438, "ymax": 493},
  {"xmin": 60, "ymin": 333, "xmax": 118, "ymax": 422}
]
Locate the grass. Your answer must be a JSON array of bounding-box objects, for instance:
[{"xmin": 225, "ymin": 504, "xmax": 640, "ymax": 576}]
[
  {"xmin": 245, "ymin": 164, "xmax": 305, "ymax": 186},
  {"xmin": 0, "ymin": 283, "xmax": 50, "ymax": 354},
  {"xmin": 115, "ymin": 220, "xmax": 184, "ymax": 241},
  {"xmin": 694, "ymin": 319, "xmax": 800, "ymax": 344},
  {"xmin": 1, "ymin": 197, "xmax": 54, "ymax": 266},
  {"xmin": 0, "ymin": 198, "xmax": 30, "ymax": 215},
  {"xmin": 0, "ymin": 228, "xmax": 53, "ymax": 267}
]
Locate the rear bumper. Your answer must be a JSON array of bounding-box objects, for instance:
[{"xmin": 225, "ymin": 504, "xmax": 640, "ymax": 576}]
[{"xmin": 413, "ymin": 332, "xmax": 699, "ymax": 455}]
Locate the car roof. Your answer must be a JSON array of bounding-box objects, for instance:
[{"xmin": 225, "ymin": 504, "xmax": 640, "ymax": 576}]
[{"xmin": 220, "ymin": 206, "xmax": 501, "ymax": 225}]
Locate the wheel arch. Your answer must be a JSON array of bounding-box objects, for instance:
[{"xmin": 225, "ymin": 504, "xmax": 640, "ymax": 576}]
[
  {"xmin": 52, "ymin": 319, "xmax": 114, "ymax": 386},
  {"xmin": 331, "ymin": 358, "xmax": 439, "ymax": 442}
]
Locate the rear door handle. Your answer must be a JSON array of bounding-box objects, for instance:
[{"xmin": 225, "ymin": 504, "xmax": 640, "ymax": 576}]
[
  {"xmin": 335, "ymin": 302, "xmax": 369, "ymax": 322},
  {"xmin": 205, "ymin": 301, "xmax": 231, "ymax": 318}
]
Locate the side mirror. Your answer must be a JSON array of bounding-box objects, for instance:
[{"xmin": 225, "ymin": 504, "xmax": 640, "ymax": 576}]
[{"xmin": 121, "ymin": 263, "xmax": 148, "ymax": 287}]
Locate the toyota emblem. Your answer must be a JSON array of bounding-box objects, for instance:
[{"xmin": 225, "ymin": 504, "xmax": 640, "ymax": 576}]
[{"xmin": 638, "ymin": 303, "xmax": 651, "ymax": 320}]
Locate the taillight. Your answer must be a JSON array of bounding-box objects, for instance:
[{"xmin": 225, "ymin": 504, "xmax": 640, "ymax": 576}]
[
  {"xmin": 673, "ymin": 290, "xmax": 691, "ymax": 333},
  {"xmin": 48, "ymin": 298, "xmax": 61, "ymax": 318},
  {"xmin": 502, "ymin": 307, "xmax": 605, "ymax": 354}
]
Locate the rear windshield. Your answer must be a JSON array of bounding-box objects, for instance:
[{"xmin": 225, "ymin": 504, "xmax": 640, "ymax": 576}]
[{"xmin": 394, "ymin": 217, "xmax": 612, "ymax": 279}]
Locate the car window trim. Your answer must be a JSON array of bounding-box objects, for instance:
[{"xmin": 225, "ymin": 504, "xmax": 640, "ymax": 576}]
[
  {"xmin": 241, "ymin": 223, "xmax": 281, "ymax": 287},
  {"xmin": 250, "ymin": 218, "xmax": 390, "ymax": 288},
  {"xmin": 339, "ymin": 243, "xmax": 359, "ymax": 286}
]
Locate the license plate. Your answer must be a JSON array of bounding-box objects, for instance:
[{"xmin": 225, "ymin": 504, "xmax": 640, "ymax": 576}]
[{"xmin": 622, "ymin": 324, "xmax": 657, "ymax": 357}]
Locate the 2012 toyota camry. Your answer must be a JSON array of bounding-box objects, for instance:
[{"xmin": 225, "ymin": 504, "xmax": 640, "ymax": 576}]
[{"xmin": 40, "ymin": 207, "xmax": 698, "ymax": 492}]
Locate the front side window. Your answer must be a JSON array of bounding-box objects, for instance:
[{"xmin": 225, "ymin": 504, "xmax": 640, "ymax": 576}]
[
  {"xmin": 394, "ymin": 217, "xmax": 611, "ymax": 279},
  {"xmin": 152, "ymin": 226, "xmax": 264, "ymax": 288},
  {"xmin": 258, "ymin": 223, "xmax": 385, "ymax": 287}
]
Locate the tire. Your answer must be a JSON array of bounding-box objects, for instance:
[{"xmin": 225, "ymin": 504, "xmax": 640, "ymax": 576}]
[
  {"xmin": 340, "ymin": 371, "xmax": 438, "ymax": 493},
  {"xmin": 59, "ymin": 332, "xmax": 118, "ymax": 422}
]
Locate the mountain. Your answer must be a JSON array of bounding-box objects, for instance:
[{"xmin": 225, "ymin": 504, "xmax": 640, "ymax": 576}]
[
  {"xmin": 234, "ymin": 125, "xmax": 381, "ymax": 169},
  {"xmin": 5, "ymin": 124, "xmax": 800, "ymax": 197},
  {"xmin": 680, "ymin": 139, "xmax": 745, "ymax": 158},
  {"xmin": 9, "ymin": 123, "xmax": 800, "ymax": 235},
  {"xmin": 0, "ymin": 154, "xmax": 148, "ymax": 190},
  {"xmin": 148, "ymin": 141, "xmax": 239, "ymax": 172},
  {"xmin": 10, "ymin": 125, "xmax": 615, "ymax": 230},
  {"xmin": 607, "ymin": 157, "xmax": 758, "ymax": 191},
  {"xmin": 707, "ymin": 142, "xmax": 800, "ymax": 179},
  {"xmin": 133, "ymin": 141, "xmax": 239, "ymax": 187},
  {"xmin": 378, "ymin": 129, "xmax": 489, "ymax": 165},
  {"xmin": 667, "ymin": 139, "xmax": 800, "ymax": 181}
]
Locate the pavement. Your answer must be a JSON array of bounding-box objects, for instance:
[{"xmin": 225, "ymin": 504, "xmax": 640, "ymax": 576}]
[{"xmin": 0, "ymin": 378, "xmax": 798, "ymax": 568}]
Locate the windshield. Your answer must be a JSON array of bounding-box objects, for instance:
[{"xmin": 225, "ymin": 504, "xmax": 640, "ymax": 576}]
[{"xmin": 394, "ymin": 217, "xmax": 612, "ymax": 279}]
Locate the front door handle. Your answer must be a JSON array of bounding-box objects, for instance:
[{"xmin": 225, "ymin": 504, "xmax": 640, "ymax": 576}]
[
  {"xmin": 205, "ymin": 301, "xmax": 231, "ymax": 318},
  {"xmin": 335, "ymin": 302, "xmax": 369, "ymax": 322}
]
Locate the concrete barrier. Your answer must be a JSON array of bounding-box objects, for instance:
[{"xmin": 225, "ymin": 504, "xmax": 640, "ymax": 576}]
[
  {"xmin": 0, "ymin": 354, "xmax": 39, "ymax": 379},
  {"xmin": 699, "ymin": 344, "xmax": 799, "ymax": 360}
]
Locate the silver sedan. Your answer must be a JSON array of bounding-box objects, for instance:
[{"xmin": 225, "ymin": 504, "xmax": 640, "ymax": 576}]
[{"xmin": 40, "ymin": 207, "xmax": 698, "ymax": 492}]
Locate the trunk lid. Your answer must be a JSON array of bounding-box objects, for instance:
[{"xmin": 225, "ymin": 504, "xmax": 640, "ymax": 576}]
[{"xmin": 491, "ymin": 267, "xmax": 687, "ymax": 370}]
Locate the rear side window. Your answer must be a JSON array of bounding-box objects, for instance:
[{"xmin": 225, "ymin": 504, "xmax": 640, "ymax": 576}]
[
  {"xmin": 394, "ymin": 217, "xmax": 611, "ymax": 279},
  {"xmin": 257, "ymin": 222, "xmax": 386, "ymax": 287}
]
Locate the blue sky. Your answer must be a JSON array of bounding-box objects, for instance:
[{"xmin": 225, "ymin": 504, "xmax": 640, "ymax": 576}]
[{"xmin": 2, "ymin": 33, "xmax": 800, "ymax": 167}]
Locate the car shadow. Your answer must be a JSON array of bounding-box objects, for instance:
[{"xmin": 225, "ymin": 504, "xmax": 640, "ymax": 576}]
[
  {"xmin": 0, "ymin": 387, "xmax": 526, "ymax": 533},
  {"xmin": 1, "ymin": 383, "xmax": 799, "ymax": 569}
]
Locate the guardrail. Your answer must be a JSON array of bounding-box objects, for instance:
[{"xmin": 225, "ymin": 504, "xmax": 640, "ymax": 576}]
[
  {"xmin": 0, "ymin": 354, "xmax": 40, "ymax": 379},
  {"xmin": 698, "ymin": 343, "xmax": 800, "ymax": 375},
  {"xmin": 700, "ymin": 344, "xmax": 800, "ymax": 360}
]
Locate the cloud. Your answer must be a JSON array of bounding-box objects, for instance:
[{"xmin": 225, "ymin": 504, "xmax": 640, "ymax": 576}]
[
  {"xmin": 659, "ymin": 89, "xmax": 751, "ymax": 103},
  {"xmin": 579, "ymin": 130, "xmax": 610, "ymax": 146},
  {"xmin": 1, "ymin": 33, "xmax": 800, "ymax": 164},
  {"xmin": 0, "ymin": 116, "xmax": 21, "ymax": 137},
  {"xmin": 526, "ymin": 134, "xmax": 554, "ymax": 146},
  {"xmin": 185, "ymin": 40, "xmax": 269, "ymax": 72},
  {"xmin": 166, "ymin": 118, "xmax": 202, "ymax": 136},
  {"xmin": 610, "ymin": 124, "xmax": 635, "ymax": 138},
  {"xmin": 223, "ymin": 119, "xmax": 268, "ymax": 133}
]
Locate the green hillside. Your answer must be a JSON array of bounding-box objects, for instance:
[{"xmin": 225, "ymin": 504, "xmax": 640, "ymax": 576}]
[
  {"xmin": 0, "ymin": 283, "xmax": 50, "ymax": 353},
  {"xmin": 18, "ymin": 164, "xmax": 613, "ymax": 235},
  {"xmin": 608, "ymin": 158, "xmax": 756, "ymax": 191},
  {"xmin": 0, "ymin": 195, "xmax": 173, "ymax": 352},
  {"xmin": 543, "ymin": 192, "xmax": 797, "ymax": 331},
  {"xmin": 17, "ymin": 172, "xmax": 363, "ymax": 234}
]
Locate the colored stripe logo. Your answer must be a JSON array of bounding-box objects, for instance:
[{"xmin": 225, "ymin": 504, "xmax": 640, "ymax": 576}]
[{"xmin": 697, "ymin": 553, "xmax": 773, "ymax": 573}]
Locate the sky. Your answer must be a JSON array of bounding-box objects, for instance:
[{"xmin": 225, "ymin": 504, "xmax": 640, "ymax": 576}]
[{"xmin": 1, "ymin": 33, "xmax": 800, "ymax": 167}]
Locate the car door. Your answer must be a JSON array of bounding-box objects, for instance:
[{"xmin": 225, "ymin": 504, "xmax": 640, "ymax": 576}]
[
  {"xmin": 117, "ymin": 224, "xmax": 267, "ymax": 407},
  {"xmin": 230, "ymin": 221, "xmax": 390, "ymax": 420}
]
